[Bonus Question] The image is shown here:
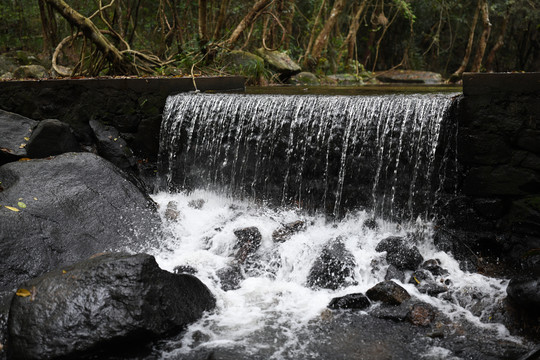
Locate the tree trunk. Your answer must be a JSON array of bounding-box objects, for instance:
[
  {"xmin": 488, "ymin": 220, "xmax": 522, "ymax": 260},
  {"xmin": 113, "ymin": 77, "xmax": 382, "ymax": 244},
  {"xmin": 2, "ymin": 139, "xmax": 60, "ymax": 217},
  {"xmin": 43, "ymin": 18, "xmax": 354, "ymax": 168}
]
[
  {"xmin": 470, "ymin": 0, "xmax": 491, "ymax": 72},
  {"xmin": 282, "ymin": 0, "xmax": 295, "ymax": 49},
  {"xmin": 198, "ymin": 0, "xmax": 208, "ymax": 45},
  {"xmin": 485, "ymin": 7, "xmax": 509, "ymax": 72},
  {"xmin": 303, "ymin": 0, "xmax": 326, "ymax": 65},
  {"xmin": 222, "ymin": 0, "xmax": 273, "ymax": 48},
  {"xmin": 305, "ymin": 0, "xmax": 347, "ymax": 69},
  {"xmin": 38, "ymin": 0, "xmax": 58, "ymax": 56},
  {"xmin": 42, "ymin": 0, "xmax": 137, "ymax": 74},
  {"xmin": 212, "ymin": 0, "xmax": 230, "ymax": 40},
  {"xmin": 345, "ymin": 0, "xmax": 368, "ymax": 62},
  {"xmin": 450, "ymin": 2, "xmax": 480, "ymax": 81}
]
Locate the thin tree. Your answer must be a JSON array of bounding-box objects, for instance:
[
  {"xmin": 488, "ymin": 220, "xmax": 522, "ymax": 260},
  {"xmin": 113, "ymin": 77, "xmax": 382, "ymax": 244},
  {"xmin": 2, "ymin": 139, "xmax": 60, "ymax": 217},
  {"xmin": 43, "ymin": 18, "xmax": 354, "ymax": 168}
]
[
  {"xmin": 221, "ymin": 0, "xmax": 273, "ymax": 49},
  {"xmin": 485, "ymin": 5, "xmax": 510, "ymax": 71},
  {"xmin": 450, "ymin": 1, "xmax": 480, "ymax": 81},
  {"xmin": 304, "ymin": 0, "xmax": 347, "ymax": 69},
  {"xmin": 343, "ymin": 0, "xmax": 369, "ymax": 62},
  {"xmin": 470, "ymin": 0, "xmax": 491, "ymax": 72}
]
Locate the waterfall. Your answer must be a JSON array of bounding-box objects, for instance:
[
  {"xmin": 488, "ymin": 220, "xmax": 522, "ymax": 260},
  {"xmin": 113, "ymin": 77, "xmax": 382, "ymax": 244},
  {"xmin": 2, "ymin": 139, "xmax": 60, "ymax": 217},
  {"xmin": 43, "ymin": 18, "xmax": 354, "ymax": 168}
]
[
  {"xmin": 159, "ymin": 93, "xmax": 458, "ymax": 219},
  {"xmin": 150, "ymin": 93, "xmax": 528, "ymax": 359}
]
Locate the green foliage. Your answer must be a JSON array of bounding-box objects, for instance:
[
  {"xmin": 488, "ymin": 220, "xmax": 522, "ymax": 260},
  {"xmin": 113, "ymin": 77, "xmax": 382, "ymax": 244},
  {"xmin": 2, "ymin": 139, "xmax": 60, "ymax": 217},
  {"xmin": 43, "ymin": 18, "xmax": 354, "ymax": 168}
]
[{"xmin": 0, "ymin": 0, "xmax": 538, "ymax": 78}]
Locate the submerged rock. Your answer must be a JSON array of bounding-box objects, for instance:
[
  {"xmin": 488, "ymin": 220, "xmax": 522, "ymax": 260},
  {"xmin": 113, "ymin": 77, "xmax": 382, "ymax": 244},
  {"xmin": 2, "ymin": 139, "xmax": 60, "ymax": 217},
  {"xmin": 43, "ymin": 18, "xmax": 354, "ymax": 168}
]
[
  {"xmin": 26, "ymin": 119, "xmax": 80, "ymax": 158},
  {"xmin": 376, "ymin": 236, "xmax": 423, "ymax": 271},
  {"xmin": 0, "ymin": 152, "xmax": 161, "ymax": 292},
  {"xmin": 272, "ymin": 220, "xmax": 306, "ymax": 242},
  {"xmin": 406, "ymin": 302, "xmax": 437, "ymax": 327},
  {"xmin": 233, "ymin": 227, "xmax": 262, "ymax": 264},
  {"xmin": 188, "ymin": 198, "xmax": 205, "ymax": 209},
  {"xmin": 216, "ymin": 264, "xmax": 244, "ymax": 291},
  {"xmin": 165, "ymin": 200, "xmax": 181, "ymax": 221},
  {"xmin": 307, "ymin": 239, "xmax": 356, "ymax": 290},
  {"xmin": 385, "ymin": 264, "xmax": 406, "ymax": 283},
  {"xmin": 0, "ymin": 109, "xmax": 37, "ymax": 165},
  {"xmin": 7, "ymin": 253, "xmax": 215, "ymax": 360},
  {"xmin": 328, "ymin": 293, "xmax": 371, "ymax": 310},
  {"xmin": 421, "ymin": 259, "xmax": 448, "ymax": 276},
  {"xmin": 409, "ymin": 269, "xmax": 448, "ymax": 296},
  {"xmin": 366, "ymin": 280, "xmax": 411, "ymax": 305}
]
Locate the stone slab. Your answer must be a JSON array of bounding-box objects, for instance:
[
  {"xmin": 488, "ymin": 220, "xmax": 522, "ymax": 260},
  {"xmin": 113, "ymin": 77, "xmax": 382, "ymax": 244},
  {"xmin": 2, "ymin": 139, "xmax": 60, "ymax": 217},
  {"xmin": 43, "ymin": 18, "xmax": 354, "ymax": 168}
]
[{"xmin": 463, "ymin": 72, "xmax": 540, "ymax": 96}]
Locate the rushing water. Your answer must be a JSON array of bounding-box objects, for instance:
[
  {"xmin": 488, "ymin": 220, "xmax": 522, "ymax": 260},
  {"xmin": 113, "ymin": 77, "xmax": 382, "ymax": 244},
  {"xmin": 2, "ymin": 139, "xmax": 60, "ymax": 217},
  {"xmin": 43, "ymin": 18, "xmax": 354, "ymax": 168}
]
[
  {"xmin": 159, "ymin": 93, "xmax": 458, "ymax": 219},
  {"xmin": 149, "ymin": 93, "xmax": 529, "ymax": 359}
]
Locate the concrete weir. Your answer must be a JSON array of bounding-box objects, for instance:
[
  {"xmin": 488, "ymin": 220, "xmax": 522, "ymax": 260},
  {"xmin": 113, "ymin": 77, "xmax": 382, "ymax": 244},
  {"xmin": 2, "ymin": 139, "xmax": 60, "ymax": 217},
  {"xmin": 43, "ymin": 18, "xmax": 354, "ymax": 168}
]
[{"xmin": 0, "ymin": 76, "xmax": 245, "ymax": 158}]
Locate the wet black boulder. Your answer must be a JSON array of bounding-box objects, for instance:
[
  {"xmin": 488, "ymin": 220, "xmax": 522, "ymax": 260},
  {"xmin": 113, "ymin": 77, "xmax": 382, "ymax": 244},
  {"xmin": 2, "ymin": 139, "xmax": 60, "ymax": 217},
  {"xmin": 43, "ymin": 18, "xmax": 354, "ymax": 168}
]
[
  {"xmin": 0, "ymin": 152, "xmax": 161, "ymax": 292},
  {"xmin": 89, "ymin": 119, "xmax": 135, "ymax": 171},
  {"xmin": 307, "ymin": 239, "xmax": 357, "ymax": 290},
  {"xmin": 0, "ymin": 109, "xmax": 37, "ymax": 165},
  {"xmin": 376, "ymin": 236, "xmax": 424, "ymax": 271},
  {"xmin": 7, "ymin": 253, "xmax": 215, "ymax": 360},
  {"xmin": 506, "ymin": 275, "xmax": 540, "ymax": 307},
  {"xmin": 328, "ymin": 293, "xmax": 371, "ymax": 310},
  {"xmin": 26, "ymin": 119, "xmax": 81, "ymax": 158},
  {"xmin": 366, "ymin": 280, "xmax": 411, "ymax": 305}
]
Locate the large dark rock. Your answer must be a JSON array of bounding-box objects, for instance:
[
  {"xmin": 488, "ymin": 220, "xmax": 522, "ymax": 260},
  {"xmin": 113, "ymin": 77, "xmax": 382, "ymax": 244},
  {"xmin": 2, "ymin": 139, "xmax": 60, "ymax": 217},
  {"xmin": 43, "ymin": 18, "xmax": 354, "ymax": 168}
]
[
  {"xmin": 89, "ymin": 119, "xmax": 136, "ymax": 171},
  {"xmin": 7, "ymin": 253, "xmax": 215, "ymax": 360},
  {"xmin": 0, "ymin": 109, "xmax": 37, "ymax": 165},
  {"xmin": 26, "ymin": 119, "xmax": 81, "ymax": 158},
  {"xmin": 0, "ymin": 152, "xmax": 161, "ymax": 292},
  {"xmin": 506, "ymin": 276, "xmax": 540, "ymax": 307},
  {"xmin": 376, "ymin": 236, "xmax": 423, "ymax": 271},
  {"xmin": 306, "ymin": 239, "xmax": 356, "ymax": 290},
  {"xmin": 366, "ymin": 280, "xmax": 411, "ymax": 305}
]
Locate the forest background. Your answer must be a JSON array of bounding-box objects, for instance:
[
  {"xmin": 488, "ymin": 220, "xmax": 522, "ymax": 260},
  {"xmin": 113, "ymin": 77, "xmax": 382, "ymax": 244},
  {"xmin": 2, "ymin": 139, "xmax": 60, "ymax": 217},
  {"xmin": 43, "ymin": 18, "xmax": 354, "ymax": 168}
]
[{"xmin": 0, "ymin": 0, "xmax": 538, "ymax": 84}]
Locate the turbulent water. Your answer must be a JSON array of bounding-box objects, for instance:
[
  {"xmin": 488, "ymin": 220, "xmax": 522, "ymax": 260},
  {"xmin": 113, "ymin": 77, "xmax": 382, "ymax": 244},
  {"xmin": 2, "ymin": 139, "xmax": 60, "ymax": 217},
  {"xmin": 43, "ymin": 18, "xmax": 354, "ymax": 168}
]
[
  {"xmin": 148, "ymin": 190, "xmax": 522, "ymax": 359},
  {"xmin": 149, "ymin": 93, "xmax": 528, "ymax": 359}
]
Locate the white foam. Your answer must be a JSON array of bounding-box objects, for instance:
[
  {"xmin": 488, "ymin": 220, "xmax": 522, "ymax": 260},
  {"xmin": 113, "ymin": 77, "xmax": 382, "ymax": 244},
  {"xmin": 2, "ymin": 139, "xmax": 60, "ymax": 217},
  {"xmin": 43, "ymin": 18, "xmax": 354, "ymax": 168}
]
[{"xmin": 149, "ymin": 189, "xmax": 521, "ymax": 358}]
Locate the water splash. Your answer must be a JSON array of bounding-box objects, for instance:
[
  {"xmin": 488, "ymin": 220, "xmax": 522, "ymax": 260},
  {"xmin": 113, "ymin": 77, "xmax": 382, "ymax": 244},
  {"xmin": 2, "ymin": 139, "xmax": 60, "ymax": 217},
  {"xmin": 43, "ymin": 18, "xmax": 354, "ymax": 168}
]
[{"xmin": 159, "ymin": 93, "xmax": 458, "ymax": 220}]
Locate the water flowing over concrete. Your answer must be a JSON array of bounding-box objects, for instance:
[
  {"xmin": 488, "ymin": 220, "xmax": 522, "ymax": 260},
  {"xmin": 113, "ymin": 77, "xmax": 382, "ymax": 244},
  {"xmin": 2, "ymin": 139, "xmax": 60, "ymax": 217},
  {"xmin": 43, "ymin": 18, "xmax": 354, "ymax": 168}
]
[{"xmin": 159, "ymin": 93, "xmax": 459, "ymax": 219}]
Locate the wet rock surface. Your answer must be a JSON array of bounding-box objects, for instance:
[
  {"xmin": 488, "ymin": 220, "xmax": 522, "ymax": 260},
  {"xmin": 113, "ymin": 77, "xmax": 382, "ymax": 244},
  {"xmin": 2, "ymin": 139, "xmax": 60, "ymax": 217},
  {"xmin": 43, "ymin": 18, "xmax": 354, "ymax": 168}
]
[
  {"xmin": 376, "ymin": 70, "xmax": 443, "ymax": 84},
  {"xmin": 233, "ymin": 227, "xmax": 262, "ymax": 264},
  {"xmin": 328, "ymin": 293, "xmax": 370, "ymax": 310},
  {"xmin": 376, "ymin": 236, "xmax": 423, "ymax": 270},
  {"xmin": 0, "ymin": 152, "xmax": 161, "ymax": 292},
  {"xmin": 216, "ymin": 264, "xmax": 244, "ymax": 291},
  {"xmin": 90, "ymin": 119, "xmax": 136, "ymax": 171},
  {"xmin": 7, "ymin": 253, "xmax": 215, "ymax": 360},
  {"xmin": 272, "ymin": 220, "xmax": 306, "ymax": 242},
  {"xmin": 366, "ymin": 280, "xmax": 411, "ymax": 305},
  {"xmin": 0, "ymin": 109, "xmax": 37, "ymax": 165},
  {"xmin": 26, "ymin": 119, "xmax": 80, "ymax": 158},
  {"xmin": 171, "ymin": 309, "xmax": 531, "ymax": 360},
  {"xmin": 307, "ymin": 240, "xmax": 356, "ymax": 290}
]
